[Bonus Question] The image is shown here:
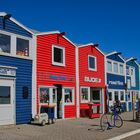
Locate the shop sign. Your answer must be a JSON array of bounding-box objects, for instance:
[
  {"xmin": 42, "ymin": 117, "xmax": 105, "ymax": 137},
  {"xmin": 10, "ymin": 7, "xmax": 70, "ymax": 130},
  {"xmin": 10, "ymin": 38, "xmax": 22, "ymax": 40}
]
[
  {"xmin": 109, "ymin": 80, "xmax": 124, "ymax": 86},
  {"xmin": 0, "ymin": 67, "xmax": 16, "ymax": 77},
  {"xmin": 49, "ymin": 75, "xmax": 67, "ymax": 80},
  {"xmin": 84, "ymin": 76, "xmax": 101, "ymax": 83}
]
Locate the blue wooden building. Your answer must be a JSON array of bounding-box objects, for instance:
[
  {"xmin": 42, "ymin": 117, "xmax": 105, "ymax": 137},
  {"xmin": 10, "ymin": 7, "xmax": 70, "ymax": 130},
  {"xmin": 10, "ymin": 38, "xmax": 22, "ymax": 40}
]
[
  {"xmin": 106, "ymin": 51, "xmax": 126, "ymax": 111},
  {"xmin": 0, "ymin": 12, "xmax": 36, "ymax": 125},
  {"xmin": 126, "ymin": 57, "xmax": 140, "ymax": 111}
]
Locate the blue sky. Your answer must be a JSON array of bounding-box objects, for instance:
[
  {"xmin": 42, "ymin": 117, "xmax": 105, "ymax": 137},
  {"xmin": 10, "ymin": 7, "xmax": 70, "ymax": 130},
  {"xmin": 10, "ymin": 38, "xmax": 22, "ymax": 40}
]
[{"xmin": 0, "ymin": 0, "xmax": 140, "ymax": 62}]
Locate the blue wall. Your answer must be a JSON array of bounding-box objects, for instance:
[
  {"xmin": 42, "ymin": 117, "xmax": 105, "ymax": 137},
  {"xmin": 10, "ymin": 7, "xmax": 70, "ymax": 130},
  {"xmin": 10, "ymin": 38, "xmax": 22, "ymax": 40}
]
[
  {"xmin": 0, "ymin": 16, "xmax": 32, "ymax": 38},
  {"xmin": 126, "ymin": 60, "xmax": 139, "ymax": 90},
  {"xmin": 107, "ymin": 73, "xmax": 125, "ymax": 89},
  {"xmin": 107, "ymin": 54, "xmax": 124, "ymax": 63},
  {"xmin": 0, "ymin": 55, "xmax": 32, "ymax": 124}
]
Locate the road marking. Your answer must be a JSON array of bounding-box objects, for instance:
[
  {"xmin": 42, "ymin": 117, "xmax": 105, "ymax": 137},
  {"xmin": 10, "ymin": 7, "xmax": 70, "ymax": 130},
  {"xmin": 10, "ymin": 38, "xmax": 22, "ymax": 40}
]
[{"xmin": 107, "ymin": 128, "xmax": 140, "ymax": 140}]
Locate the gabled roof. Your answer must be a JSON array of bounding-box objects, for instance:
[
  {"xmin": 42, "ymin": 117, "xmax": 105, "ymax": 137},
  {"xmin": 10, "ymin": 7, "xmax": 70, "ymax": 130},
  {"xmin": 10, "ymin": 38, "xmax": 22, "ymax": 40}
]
[
  {"xmin": 36, "ymin": 31, "xmax": 77, "ymax": 48},
  {"xmin": 0, "ymin": 12, "xmax": 34, "ymax": 34},
  {"xmin": 106, "ymin": 51, "xmax": 125, "ymax": 62},
  {"xmin": 126, "ymin": 57, "xmax": 139, "ymax": 67},
  {"xmin": 78, "ymin": 43, "xmax": 104, "ymax": 56}
]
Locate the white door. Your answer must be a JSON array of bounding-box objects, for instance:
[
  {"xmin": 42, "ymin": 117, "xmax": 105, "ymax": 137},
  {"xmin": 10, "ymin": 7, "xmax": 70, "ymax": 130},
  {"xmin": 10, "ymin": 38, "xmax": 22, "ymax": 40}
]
[{"xmin": 0, "ymin": 79, "xmax": 15, "ymax": 125}]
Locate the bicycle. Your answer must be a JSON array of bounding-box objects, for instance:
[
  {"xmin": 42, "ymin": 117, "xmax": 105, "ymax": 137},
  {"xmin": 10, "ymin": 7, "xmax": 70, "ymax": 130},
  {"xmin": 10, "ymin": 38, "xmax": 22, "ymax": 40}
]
[{"xmin": 100, "ymin": 105, "xmax": 123, "ymax": 131}]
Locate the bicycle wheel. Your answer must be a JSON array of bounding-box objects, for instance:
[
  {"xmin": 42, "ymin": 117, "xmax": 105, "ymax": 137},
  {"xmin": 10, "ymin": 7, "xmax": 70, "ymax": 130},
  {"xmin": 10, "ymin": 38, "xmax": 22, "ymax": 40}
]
[
  {"xmin": 111, "ymin": 115, "xmax": 123, "ymax": 128},
  {"xmin": 100, "ymin": 114, "xmax": 109, "ymax": 131}
]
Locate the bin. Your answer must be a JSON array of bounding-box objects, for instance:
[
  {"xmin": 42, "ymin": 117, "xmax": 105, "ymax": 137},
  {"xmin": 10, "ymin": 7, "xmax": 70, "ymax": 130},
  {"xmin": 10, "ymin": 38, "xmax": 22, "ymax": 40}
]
[{"xmin": 88, "ymin": 103, "xmax": 101, "ymax": 119}]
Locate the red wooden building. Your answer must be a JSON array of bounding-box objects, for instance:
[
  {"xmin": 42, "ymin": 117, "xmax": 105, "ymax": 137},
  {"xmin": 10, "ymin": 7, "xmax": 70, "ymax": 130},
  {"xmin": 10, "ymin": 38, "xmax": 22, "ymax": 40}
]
[
  {"xmin": 78, "ymin": 43, "xmax": 106, "ymax": 117},
  {"xmin": 36, "ymin": 31, "xmax": 77, "ymax": 119}
]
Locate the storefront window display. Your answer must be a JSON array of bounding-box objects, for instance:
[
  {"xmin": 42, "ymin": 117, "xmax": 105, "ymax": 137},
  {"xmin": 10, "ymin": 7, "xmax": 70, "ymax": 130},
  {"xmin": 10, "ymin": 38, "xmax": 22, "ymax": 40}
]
[
  {"xmin": 114, "ymin": 91, "xmax": 119, "ymax": 101},
  {"xmin": 108, "ymin": 92, "xmax": 112, "ymax": 101},
  {"xmin": 39, "ymin": 87, "xmax": 49, "ymax": 104},
  {"xmin": 80, "ymin": 87, "xmax": 89, "ymax": 102},
  {"xmin": 64, "ymin": 88, "xmax": 74, "ymax": 104},
  {"xmin": 120, "ymin": 91, "xmax": 124, "ymax": 101}
]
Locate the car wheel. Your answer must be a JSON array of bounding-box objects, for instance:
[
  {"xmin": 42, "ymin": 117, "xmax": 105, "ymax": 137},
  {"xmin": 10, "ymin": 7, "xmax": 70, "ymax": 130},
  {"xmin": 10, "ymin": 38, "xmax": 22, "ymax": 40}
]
[{"xmin": 41, "ymin": 120, "xmax": 46, "ymax": 126}]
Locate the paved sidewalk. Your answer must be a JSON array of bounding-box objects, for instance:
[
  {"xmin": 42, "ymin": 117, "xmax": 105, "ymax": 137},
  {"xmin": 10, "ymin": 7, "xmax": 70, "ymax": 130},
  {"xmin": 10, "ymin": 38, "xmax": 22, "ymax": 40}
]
[{"xmin": 0, "ymin": 112, "xmax": 140, "ymax": 140}]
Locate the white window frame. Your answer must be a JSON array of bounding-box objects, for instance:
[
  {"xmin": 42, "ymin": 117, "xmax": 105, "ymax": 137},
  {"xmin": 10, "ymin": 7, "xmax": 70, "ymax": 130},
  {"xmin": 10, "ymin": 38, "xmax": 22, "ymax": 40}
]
[
  {"xmin": 119, "ymin": 64, "xmax": 124, "ymax": 75},
  {"xmin": 88, "ymin": 55, "xmax": 97, "ymax": 71},
  {"xmin": 107, "ymin": 60, "xmax": 113, "ymax": 72},
  {"xmin": 80, "ymin": 86, "xmax": 90, "ymax": 103},
  {"xmin": 113, "ymin": 62, "xmax": 119, "ymax": 74},
  {"xmin": 0, "ymin": 30, "xmax": 32, "ymax": 60},
  {"xmin": 16, "ymin": 37, "xmax": 30, "ymax": 57},
  {"xmin": 106, "ymin": 59, "xmax": 125, "ymax": 76},
  {"xmin": 120, "ymin": 91, "xmax": 125, "ymax": 101},
  {"xmin": 0, "ymin": 33, "xmax": 11, "ymax": 54},
  {"xmin": 52, "ymin": 45, "xmax": 65, "ymax": 67},
  {"xmin": 130, "ymin": 67, "xmax": 136, "ymax": 87},
  {"xmin": 63, "ymin": 87, "xmax": 74, "ymax": 105},
  {"xmin": 108, "ymin": 91, "xmax": 113, "ymax": 101}
]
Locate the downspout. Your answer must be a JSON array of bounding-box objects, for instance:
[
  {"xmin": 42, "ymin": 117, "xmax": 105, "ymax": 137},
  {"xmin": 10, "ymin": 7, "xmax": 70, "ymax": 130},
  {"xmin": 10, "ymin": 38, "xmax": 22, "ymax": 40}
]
[
  {"xmin": 76, "ymin": 46, "xmax": 80, "ymax": 118},
  {"xmin": 32, "ymin": 34, "xmax": 37, "ymax": 117}
]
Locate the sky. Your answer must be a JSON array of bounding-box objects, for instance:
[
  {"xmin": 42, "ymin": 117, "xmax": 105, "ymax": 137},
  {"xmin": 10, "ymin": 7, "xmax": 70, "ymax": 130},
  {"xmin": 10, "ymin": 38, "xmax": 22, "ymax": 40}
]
[{"xmin": 0, "ymin": 0, "xmax": 140, "ymax": 62}]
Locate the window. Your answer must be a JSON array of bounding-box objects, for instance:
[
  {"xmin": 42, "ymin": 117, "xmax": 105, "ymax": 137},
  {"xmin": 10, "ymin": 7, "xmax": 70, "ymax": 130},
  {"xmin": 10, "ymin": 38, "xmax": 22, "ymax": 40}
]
[
  {"xmin": 113, "ymin": 63, "xmax": 118, "ymax": 73},
  {"xmin": 127, "ymin": 92, "xmax": 130, "ymax": 101},
  {"xmin": 52, "ymin": 45, "xmax": 65, "ymax": 66},
  {"xmin": 0, "ymin": 86, "xmax": 11, "ymax": 104},
  {"xmin": 107, "ymin": 61, "xmax": 112, "ymax": 72},
  {"xmin": 130, "ymin": 67, "xmax": 136, "ymax": 87},
  {"xmin": 39, "ymin": 87, "xmax": 49, "ymax": 104},
  {"xmin": 108, "ymin": 92, "xmax": 112, "ymax": 101},
  {"xmin": 52, "ymin": 88, "xmax": 56, "ymax": 103},
  {"xmin": 64, "ymin": 88, "xmax": 74, "ymax": 104},
  {"xmin": 0, "ymin": 33, "xmax": 10, "ymax": 53},
  {"xmin": 81, "ymin": 87, "xmax": 89, "ymax": 102},
  {"xmin": 120, "ymin": 91, "xmax": 124, "ymax": 101},
  {"xmin": 88, "ymin": 55, "xmax": 97, "ymax": 71},
  {"xmin": 126, "ymin": 66, "xmax": 130, "ymax": 75},
  {"xmin": 16, "ymin": 38, "xmax": 29, "ymax": 57},
  {"xmin": 119, "ymin": 64, "xmax": 124, "ymax": 74},
  {"xmin": 114, "ymin": 91, "xmax": 119, "ymax": 101}
]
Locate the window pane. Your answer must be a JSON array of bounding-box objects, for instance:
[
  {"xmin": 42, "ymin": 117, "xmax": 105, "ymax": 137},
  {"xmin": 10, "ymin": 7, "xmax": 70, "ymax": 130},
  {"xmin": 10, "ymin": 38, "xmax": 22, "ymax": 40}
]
[
  {"xmin": 64, "ymin": 88, "xmax": 73, "ymax": 103},
  {"xmin": 120, "ymin": 64, "xmax": 124, "ymax": 74},
  {"xmin": 107, "ymin": 61, "xmax": 112, "ymax": 72},
  {"xmin": 81, "ymin": 88, "xmax": 88, "ymax": 101},
  {"xmin": 0, "ymin": 86, "xmax": 11, "ymax": 104},
  {"xmin": 89, "ymin": 56, "xmax": 96, "ymax": 69},
  {"xmin": 128, "ymin": 92, "xmax": 130, "ymax": 101},
  {"xmin": 0, "ymin": 33, "xmax": 10, "ymax": 53},
  {"xmin": 39, "ymin": 88, "xmax": 49, "ymax": 103},
  {"xmin": 16, "ymin": 38, "xmax": 29, "ymax": 57},
  {"xmin": 114, "ymin": 91, "xmax": 119, "ymax": 101},
  {"xmin": 53, "ymin": 88, "xmax": 56, "ymax": 103},
  {"xmin": 113, "ymin": 63, "xmax": 118, "ymax": 73},
  {"xmin": 54, "ymin": 47, "xmax": 63, "ymax": 63},
  {"xmin": 108, "ymin": 92, "xmax": 112, "ymax": 101},
  {"xmin": 126, "ymin": 66, "xmax": 130, "ymax": 75},
  {"xmin": 120, "ymin": 91, "xmax": 124, "ymax": 101}
]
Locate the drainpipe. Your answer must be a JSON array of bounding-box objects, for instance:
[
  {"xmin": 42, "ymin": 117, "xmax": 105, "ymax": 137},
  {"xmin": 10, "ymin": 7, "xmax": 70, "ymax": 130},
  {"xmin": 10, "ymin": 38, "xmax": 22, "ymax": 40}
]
[{"xmin": 76, "ymin": 46, "xmax": 80, "ymax": 118}]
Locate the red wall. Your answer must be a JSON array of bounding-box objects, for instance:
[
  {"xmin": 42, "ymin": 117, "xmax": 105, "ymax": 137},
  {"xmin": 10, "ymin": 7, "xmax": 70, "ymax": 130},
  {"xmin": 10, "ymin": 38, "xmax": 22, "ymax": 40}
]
[
  {"xmin": 79, "ymin": 45, "xmax": 105, "ymax": 116},
  {"xmin": 37, "ymin": 33, "xmax": 76, "ymax": 118},
  {"xmin": 79, "ymin": 46, "xmax": 105, "ymax": 87}
]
